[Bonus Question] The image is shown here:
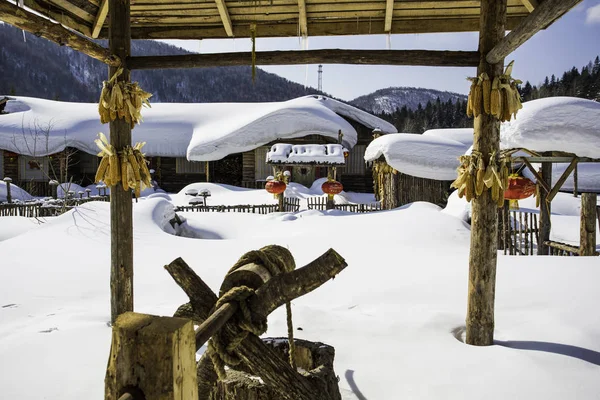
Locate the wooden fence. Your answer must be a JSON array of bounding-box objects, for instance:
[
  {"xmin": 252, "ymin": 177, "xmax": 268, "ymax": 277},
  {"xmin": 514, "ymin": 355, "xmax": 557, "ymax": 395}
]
[
  {"xmin": 498, "ymin": 208, "xmax": 539, "ymax": 256},
  {"xmin": 306, "ymin": 196, "xmax": 382, "ymax": 213},
  {"xmin": 176, "ymin": 197, "xmax": 300, "ymax": 214},
  {"xmin": 0, "ymin": 196, "xmax": 110, "ymax": 218}
]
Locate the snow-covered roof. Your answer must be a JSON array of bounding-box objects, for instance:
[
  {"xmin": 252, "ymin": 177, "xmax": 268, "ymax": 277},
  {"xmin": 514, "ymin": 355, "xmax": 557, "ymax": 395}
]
[
  {"xmin": 0, "ymin": 95, "xmax": 396, "ymax": 160},
  {"xmin": 500, "ymin": 97, "xmax": 600, "ymax": 158},
  {"xmin": 364, "ymin": 133, "xmax": 469, "ymax": 181},
  {"xmin": 423, "ymin": 128, "xmax": 473, "ymax": 147},
  {"xmin": 266, "ymin": 143, "xmax": 346, "ymax": 165}
]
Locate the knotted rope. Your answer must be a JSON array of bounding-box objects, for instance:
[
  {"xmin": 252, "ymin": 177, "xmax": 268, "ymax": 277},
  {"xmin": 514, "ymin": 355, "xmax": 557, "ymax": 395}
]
[{"xmin": 207, "ymin": 246, "xmax": 297, "ymax": 379}]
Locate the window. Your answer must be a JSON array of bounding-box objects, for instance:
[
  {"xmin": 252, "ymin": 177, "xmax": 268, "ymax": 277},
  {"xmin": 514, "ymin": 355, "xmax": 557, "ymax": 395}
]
[
  {"xmin": 176, "ymin": 158, "xmax": 205, "ymax": 174},
  {"xmin": 19, "ymin": 156, "xmax": 49, "ymax": 181}
]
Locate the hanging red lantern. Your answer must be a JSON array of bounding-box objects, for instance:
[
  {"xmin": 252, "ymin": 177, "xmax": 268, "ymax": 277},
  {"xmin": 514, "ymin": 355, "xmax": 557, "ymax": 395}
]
[
  {"xmin": 322, "ymin": 180, "xmax": 343, "ymax": 196},
  {"xmin": 265, "ymin": 180, "xmax": 286, "ymax": 195},
  {"xmin": 504, "ymin": 176, "xmax": 536, "ymax": 200}
]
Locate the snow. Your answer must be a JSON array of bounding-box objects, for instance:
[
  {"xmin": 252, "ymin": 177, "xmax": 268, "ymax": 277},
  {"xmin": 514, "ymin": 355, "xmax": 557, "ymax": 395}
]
[
  {"xmin": 501, "ymin": 97, "xmax": 600, "ymax": 158},
  {"xmin": 364, "ymin": 133, "xmax": 469, "ymax": 180},
  {"xmin": 0, "ymin": 181, "xmax": 599, "ymax": 400},
  {"xmin": 423, "ymin": 128, "xmax": 474, "ymax": 147},
  {"xmin": 267, "ymin": 143, "xmax": 346, "ymax": 165},
  {"xmin": 0, "ymin": 180, "xmax": 35, "ymax": 202},
  {"xmin": 0, "ymin": 96, "xmax": 395, "ymax": 160}
]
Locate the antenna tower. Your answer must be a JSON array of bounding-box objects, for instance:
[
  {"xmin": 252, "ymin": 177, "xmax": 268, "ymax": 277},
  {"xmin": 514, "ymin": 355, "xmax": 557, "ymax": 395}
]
[{"xmin": 318, "ymin": 65, "xmax": 323, "ymax": 92}]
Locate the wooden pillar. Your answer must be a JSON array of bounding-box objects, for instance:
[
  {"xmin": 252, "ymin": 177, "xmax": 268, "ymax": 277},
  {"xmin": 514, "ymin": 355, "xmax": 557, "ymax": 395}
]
[
  {"xmin": 109, "ymin": 0, "xmax": 133, "ymax": 324},
  {"xmin": 206, "ymin": 161, "xmax": 210, "ymax": 182},
  {"xmin": 105, "ymin": 312, "xmax": 198, "ymax": 400},
  {"xmin": 465, "ymin": 0, "xmax": 506, "ymax": 346},
  {"xmin": 3, "ymin": 177, "xmax": 12, "ymax": 203},
  {"xmin": 573, "ymin": 163, "xmax": 578, "ymax": 197},
  {"xmin": 579, "ymin": 192, "xmax": 597, "ymax": 256},
  {"xmin": 537, "ymin": 159, "xmax": 552, "ymax": 255}
]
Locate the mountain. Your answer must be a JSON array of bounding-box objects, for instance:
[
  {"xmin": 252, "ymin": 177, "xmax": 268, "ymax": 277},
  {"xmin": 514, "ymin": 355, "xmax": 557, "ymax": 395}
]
[
  {"xmin": 350, "ymin": 87, "xmax": 467, "ymax": 114},
  {"xmin": 0, "ymin": 24, "xmax": 321, "ymax": 103}
]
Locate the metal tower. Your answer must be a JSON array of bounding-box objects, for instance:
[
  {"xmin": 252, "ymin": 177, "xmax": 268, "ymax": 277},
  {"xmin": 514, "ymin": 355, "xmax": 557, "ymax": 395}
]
[{"xmin": 318, "ymin": 64, "xmax": 323, "ymax": 92}]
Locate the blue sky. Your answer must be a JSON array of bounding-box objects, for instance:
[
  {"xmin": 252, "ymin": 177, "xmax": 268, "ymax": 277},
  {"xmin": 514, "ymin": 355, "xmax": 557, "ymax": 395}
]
[{"xmin": 162, "ymin": 0, "xmax": 600, "ymax": 101}]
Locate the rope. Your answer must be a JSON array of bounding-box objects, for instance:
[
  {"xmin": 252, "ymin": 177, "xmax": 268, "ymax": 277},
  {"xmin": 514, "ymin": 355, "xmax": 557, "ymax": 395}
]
[{"xmin": 207, "ymin": 246, "xmax": 297, "ymax": 380}]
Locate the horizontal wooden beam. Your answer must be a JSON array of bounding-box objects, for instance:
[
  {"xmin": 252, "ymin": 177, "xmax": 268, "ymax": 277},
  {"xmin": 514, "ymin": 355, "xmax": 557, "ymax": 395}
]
[
  {"xmin": 128, "ymin": 49, "xmax": 479, "ymax": 70},
  {"xmin": 99, "ymin": 16, "xmax": 525, "ymax": 39},
  {"xmin": 0, "ymin": 0, "xmax": 120, "ymax": 66},
  {"xmin": 486, "ymin": 0, "xmax": 583, "ymax": 64},
  {"xmin": 514, "ymin": 156, "xmax": 600, "ymax": 163}
]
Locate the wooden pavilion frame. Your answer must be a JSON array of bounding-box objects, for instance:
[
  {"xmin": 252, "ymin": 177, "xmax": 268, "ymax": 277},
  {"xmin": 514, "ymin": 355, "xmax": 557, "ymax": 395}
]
[{"xmin": 0, "ymin": 0, "xmax": 584, "ymax": 350}]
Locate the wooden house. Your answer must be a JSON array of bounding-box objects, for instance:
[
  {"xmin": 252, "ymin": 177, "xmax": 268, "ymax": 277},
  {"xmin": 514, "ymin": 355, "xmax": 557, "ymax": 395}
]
[{"xmin": 0, "ymin": 96, "xmax": 395, "ymax": 195}]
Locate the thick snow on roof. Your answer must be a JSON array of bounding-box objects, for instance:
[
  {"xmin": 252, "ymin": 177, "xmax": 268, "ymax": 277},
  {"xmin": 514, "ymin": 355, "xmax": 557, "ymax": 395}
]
[
  {"xmin": 266, "ymin": 143, "xmax": 346, "ymax": 165},
  {"xmin": 423, "ymin": 128, "xmax": 474, "ymax": 147},
  {"xmin": 0, "ymin": 95, "xmax": 394, "ymax": 159},
  {"xmin": 500, "ymin": 97, "xmax": 600, "ymax": 158},
  {"xmin": 364, "ymin": 133, "xmax": 469, "ymax": 180}
]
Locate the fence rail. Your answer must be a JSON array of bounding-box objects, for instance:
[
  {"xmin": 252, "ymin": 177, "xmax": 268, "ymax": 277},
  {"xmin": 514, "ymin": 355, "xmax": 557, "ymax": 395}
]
[
  {"xmin": 0, "ymin": 196, "xmax": 110, "ymax": 218},
  {"xmin": 306, "ymin": 196, "xmax": 382, "ymax": 213},
  {"xmin": 545, "ymin": 240, "xmax": 582, "ymax": 257},
  {"xmin": 498, "ymin": 208, "xmax": 539, "ymax": 256},
  {"xmin": 176, "ymin": 197, "xmax": 300, "ymax": 214}
]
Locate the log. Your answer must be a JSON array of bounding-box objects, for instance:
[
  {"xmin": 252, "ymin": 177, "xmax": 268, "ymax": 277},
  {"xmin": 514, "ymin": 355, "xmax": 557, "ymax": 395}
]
[
  {"xmin": 546, "ymin": 158, "xmax": 578, "ymax": 203},
  {"xmin": 127, "ymin": 49, "xmax": 480, "ymax": 70},
  {"xmin": 537, "ymin": 159, "xmax": 552, "ymax": 255},
  {"xmin": 545, "ymin": 240, "xmax": 579, "ymax": 255},
  {"xmin": 486, "ymin": 0, "xmax": 583, "ymax": 64},
  {"xmin": 0, "ymin": 0, "xmax": 119, "ymax": 66},
  {"xmin": 465, "ymin": 0, "xmax": 506, "ymax": 347},
  {"xmin": 579, "ymin": 193, "xmax": 598, "ymax": 256},
  {"xmin": 109, "ymin": 0, "xmax": 133, "ymax": 324},
  {"xmin": 105, "ymin": 312, "xmax": 198, "ymax": 400}
]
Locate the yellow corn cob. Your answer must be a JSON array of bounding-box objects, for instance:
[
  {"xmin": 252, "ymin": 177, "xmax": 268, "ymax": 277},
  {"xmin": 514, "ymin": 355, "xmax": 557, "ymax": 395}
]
[
  {"xmin": 120, "ymin": 153, "xmax": 129, "ymax": 190},
  {"xmin": 95, "ymin": 156, "xmax": 109, "ymax": 183},
  {"xmin": 501, "ymin": 86, "xmax": 512, "ymax": 122},
  {"xmin": 475, "ymin": 156, "xmax": 485, "ymax": 196},
  {"xmin": 473, "ymin": 80, "xmax": 483, "ymax": 117},
  {"xmin": 109, "ymin": 154, "xmax": 120, "ymax": 186}
]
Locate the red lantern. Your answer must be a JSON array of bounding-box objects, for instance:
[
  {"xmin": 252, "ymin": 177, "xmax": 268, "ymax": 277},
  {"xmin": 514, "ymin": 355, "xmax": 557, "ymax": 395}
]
[
  {"xmin": 504, "ymin": 176, "xmax": 535, "ymax": 200},
  {"xmin": 322, "ymin": 180, "xmax": 343, "ymax": 195},
  {"xmin": 265, "ymin": 180, "xmax": 286, "ymax": 195}
]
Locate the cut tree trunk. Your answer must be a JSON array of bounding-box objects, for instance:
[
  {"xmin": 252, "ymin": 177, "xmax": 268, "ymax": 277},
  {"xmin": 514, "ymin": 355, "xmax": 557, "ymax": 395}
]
[{"xmin": 579, "ymin": 192, "xmax": 598, "ymax": 256}]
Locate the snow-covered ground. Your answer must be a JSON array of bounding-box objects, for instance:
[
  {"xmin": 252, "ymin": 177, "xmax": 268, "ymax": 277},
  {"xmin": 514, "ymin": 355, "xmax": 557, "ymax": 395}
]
[{"xmin": 0, "ymin": 183, "xmax": 598, "ymax": 400}]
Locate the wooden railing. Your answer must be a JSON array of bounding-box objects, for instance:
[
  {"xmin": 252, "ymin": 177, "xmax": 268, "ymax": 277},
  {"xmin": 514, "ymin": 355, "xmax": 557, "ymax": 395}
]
[
  {"xmin": 544, "ymin": 240, "xmax": 581, "ymax": 257},
  {"xmin": 176, "ymin": 197, "xmax": 300, "ymax": 214},
  {"xmin": 306, "ymin": 196, "xmax": 382, "ymax": 213}
]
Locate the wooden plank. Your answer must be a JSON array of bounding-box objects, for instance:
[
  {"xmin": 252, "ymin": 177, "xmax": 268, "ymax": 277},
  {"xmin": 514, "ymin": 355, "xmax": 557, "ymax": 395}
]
[
  {"xmin": 298, "ymin": 0, "xmax": 307, "ymax": 36},
  {"xmin": 109, "ymin": 0, "xmax": 133, "ymax": 324},
  {"xmin": 465, "ymin": 0, "xmax": 506, "ymax": 347},
  {"xmin": 47, "ymin": 0, "xmax": 97, "ymax": 23},
  {"xmin": 128, "ymin": 49, "xmax": 479, "ymax": 69},
  {"xmin": 214, "ymin": 0, "xmax": 233, "ymax": 37},
  {"xmin": 0, "ymin": 0, "xmax": 118, "ymax": 66},
  {"xmin": 521, "ymin": 157, "xmax": 550, "ymax": 193},
  {"xmin": 537, "ymin": 159, "xmax": 552, "ymax": 255},
  {"xmin": 384, "ymin": 0, "xmax": 393, "ymax": 32},
  {"xmin": 546, "ymin": 158, "xmax": 578, "ymax": 203},
  {"xmin": 91, "ymin": 0, "xmax": 109, "ymax": 38},
  {"xmin": 486, "ymin": 0, "xmax": 583, "ymax": 64},
  {"xmin": 23, "ymin": 0, "xmax": 92, "ymax": 36},
  {"xmin": 521, "ymin": 0, "xmax": 537, "ymax": 12}
]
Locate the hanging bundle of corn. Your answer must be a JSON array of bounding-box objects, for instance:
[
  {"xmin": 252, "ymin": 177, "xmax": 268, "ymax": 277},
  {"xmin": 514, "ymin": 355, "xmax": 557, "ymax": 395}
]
[
  {"xmin": 98, "ymin": 67, "xmax": 152, "ymax": 128},
  {"xmin": 482, "ymin": 151, "xmax": 509, "ymax": 207},
  {"xmin": 451, "ymin": 151, "xmax": 509, "ymax": 207},
  {"xmin": 95, "ymin": 133, "xmax": 153, "ymax": 197},
  {"xmin": 466, "ymin": 61, "xmax": 523, "ymax": 122},
  {"xmin": 451, "ymin": 155, "xmax": 477, "ymax": 202},
  {"xmin": 250, "ymin": 23, "xmax": 257, "ymax": 83}
]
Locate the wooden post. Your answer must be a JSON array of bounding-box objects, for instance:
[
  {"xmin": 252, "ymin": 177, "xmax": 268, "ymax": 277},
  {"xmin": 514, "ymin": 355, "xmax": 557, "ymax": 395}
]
[
  {"xmin": 465, "ymin": 0, "xmax": 506, "ymax": 346},
  {"xmin": 278, "ymin": 193, "xmax": 285, "ymax": 212},
  {"xmin": 109, "ymin": 0, "xmax": 134, "ymax": 324},
  {"xmin": 573, "ymin": 163, "xmax": 578, "ymax": 197},
  {"xmin": 579, "ymin": 192, "xmax": 598, "ymax": 256},
  {"xmin": 206, "ymin": 161, "xmax": 210, "ymax": 182},
  {"xmin": 3, "ymin": 177, "xmax": 12, "ymax": 203},
  {"xmin": 537, "ymin": 159, "xmax": 552, "ymax": 255},
  {"xmin": 105, "ymin": 312, "xmax": 198, "ymax": 400}
]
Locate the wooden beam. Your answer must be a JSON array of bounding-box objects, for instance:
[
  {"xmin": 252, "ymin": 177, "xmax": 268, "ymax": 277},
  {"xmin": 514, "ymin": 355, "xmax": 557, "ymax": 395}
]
[
  {"xmin": 538, "ymin": 158, "xmax": 552, "ymax": 255},
  {"xmin": 214, "ymin": 0, "xmax": 233, "ymax": 37},
  {"xmin": 546, "ymin": 158, "xmax": 578, "ymax": 203},
  {"xmin": 520, "ymin": 157, "xmax": 550, "ymax": 193},
  {"xmin": 91, "ymin": 0, "xmax": 109, "ymax": 38},
  {"xmin": 384, "ymin": 0, "xmax": 394, "ymax": 32},
  {"xmin": 298, "ymin": 0, "xmax": 307, "ymax": 36},
  {"xmin": 465, "ymin": 0, "xmax": 507, "ymax": 347},
  {"xmin": 486, "ymin": 0, "xmax": 583, "ymax": 64},
  {"xmin": 23, "ymin": 0, "xmax": 92, "ymax": 37},
  {"xmin": 579, "ymin": 193, "xmax": 598, "ymax": 256},
  {"xmin": 520, "ymin": 0, "xmax": 538, "ymax": 12},
  {"xmin": 0, "ymin": 0, "xmax": 119, "ymax": 66},
  {"xmin": 108, "ymin": 0, "xmax": 133, "ymax": 324},
  {"xmin": 100, "ymin": 16, "xmax": 525, "ymax": 39},
  {"xmin": 128, "ymin": 49, "xmax": 480, "ymax": 69}
]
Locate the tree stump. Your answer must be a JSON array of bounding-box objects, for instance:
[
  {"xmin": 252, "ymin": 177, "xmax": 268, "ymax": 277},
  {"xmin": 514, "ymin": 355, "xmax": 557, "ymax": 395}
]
[
  {"xmin": 207, "ymin": 338, "xmax": 341, "ymax": 400},
  {"xmin": 105, "ymin": 312, "xmax": 198, "ymax": 400}
]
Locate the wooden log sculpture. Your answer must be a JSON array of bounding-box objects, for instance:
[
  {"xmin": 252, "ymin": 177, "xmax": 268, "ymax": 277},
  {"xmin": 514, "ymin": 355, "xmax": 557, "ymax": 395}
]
[{"xmin": 166, "ymin": 245, "xmax": 347, "ymax": 400}]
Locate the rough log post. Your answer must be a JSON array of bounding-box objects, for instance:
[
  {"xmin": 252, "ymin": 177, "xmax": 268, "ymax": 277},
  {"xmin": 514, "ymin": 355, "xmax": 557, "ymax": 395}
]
[
  {"xmin": 537, "ymin": 158, "xmax": 552, "ymax": 255},
  {"xmin": 109, "ymin": 0, "xmax": 134, "ymax": 324},
  {"xmin": 579, "ymin": 193, "xmax": 598, "ymax": 256},
  {"xmin": 465, "ymin": 0, "xmax": 506, "ymax": 346},
  {"xmin": 278, "ymin": 193, "xmax": 285, "ymax": 212},
  {"xmin": 3, "ymin": 177, "xmax": 11, "ymax": 203},
  {"xmin": 573, "ymin": 163, "xmax": 578, "ymax": 197},
  {"xmin": 105, "ymin": 312, "xmax": 198, "ymax": 400}
]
